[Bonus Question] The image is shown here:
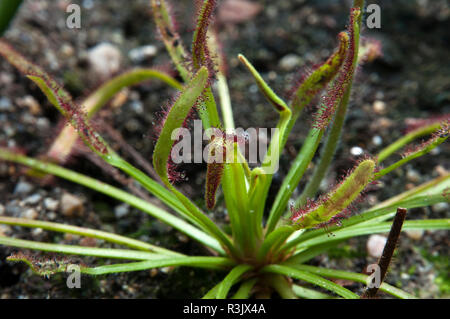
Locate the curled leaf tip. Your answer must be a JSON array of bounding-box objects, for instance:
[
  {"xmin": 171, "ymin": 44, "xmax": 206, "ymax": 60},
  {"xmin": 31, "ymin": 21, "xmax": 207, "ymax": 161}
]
[
  {"xmin": 313, "ymin": 7, "xmax": 361, "ymax": 130},
  {"xmin": 291, "ymin": 159, "xmax": 375, "ymax": 229},
  {"xmin": 7, "ymin": 252, "xmax": 86, "ymax": 277},
  {"xmin": 289, "ymin": 30, "xmax": 349, "ymax": 112}
]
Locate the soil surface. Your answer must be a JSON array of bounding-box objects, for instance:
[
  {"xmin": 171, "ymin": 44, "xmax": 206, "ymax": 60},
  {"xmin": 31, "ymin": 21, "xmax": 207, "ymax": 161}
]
[{"xmin": 0, "ymin": 0, "xmax": 449, "ymax": 298}]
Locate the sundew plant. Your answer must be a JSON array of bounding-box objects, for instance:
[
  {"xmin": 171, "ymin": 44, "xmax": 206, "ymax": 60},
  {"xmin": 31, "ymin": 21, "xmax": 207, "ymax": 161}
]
[{"xmin": 0, "ymin": 0, "xmax": 449, "ymax": 299}]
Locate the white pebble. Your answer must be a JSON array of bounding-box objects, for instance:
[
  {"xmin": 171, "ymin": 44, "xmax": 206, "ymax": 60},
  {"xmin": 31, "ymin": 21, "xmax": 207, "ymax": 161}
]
[
  {"xmin": 61, "ymin": 193, "xmax": 84, "ymax": 217},
  {"xmin": 372, "ymin": 135, "xmax": 382, "ymax": 146},
  {"xmin": 128, "ymin": 45, "xmax": 157, "ymax": 63},
  {"xmin": 43, "ymin": 198, "xmax": 59, "ymax": 211},
  {"xmin": 88, "ymin": 43, "xmax": 122, "ymax": 79},
  {"xmin": 114, "ymin": 203, "xmax": 130, "ymax": 219},
  {"xmin": 405, "ymin": 229, "xmax": 424, "ymax": 240},
  {"xmin": 279, "ymin": 54, "xmax": 302, "ymax": 71},
  {"xmin": 432, "ymin": 202, "xmax": 448, "ymax": 214},
  {"xmin": 350, "ymin": 146, "xmax": 364, "ymax": 156},
  {"xmin": 373, "ymin": 100, "xmax": 386, "ymax": 114},
  {"xmin": 367, "ymin": 234, "xmax": 387, "ymax": 258},
  {"xmin": 21, "ymin": 208, "xmax": 39, "ymax": 220}
]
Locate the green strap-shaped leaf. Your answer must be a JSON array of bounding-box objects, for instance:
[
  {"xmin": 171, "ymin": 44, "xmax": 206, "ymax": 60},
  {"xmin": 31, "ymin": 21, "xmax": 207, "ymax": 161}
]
[
  {"xmin": 290, "ymin": 31, "xmax": 349, "ymax": 112},
  {"xmin": 292, "ymin": 159, "xmax": 375, "ymax": 229},
  {"xmin": 7, "ymin": 251, "xmax": 234, "ymax": 277},
  {"xmin": 285, "ymin": 264, "xmax": 416, "ymax": 299},
  {"xmin": 216, "ymin": 264, "xmax": 253, "ymax": 299},
  {"xmin": 150, "ymin": 0, "xmax": 190, "ymax": 81},
  {"xmin": 262, "ymin": 264, "xmax": 359, "ymax": 299},
  {"xmin": 0, "ymin": 148, "xmax": 224, "ymax": 253},
  {"xmin": 153, "ymin": 67, "xmax": 208, "ymax": 181},
  {"xmin": 153, "ymin": 67, "xmax": 236, "ymax": 255},
  {"xmin": 238, "ymin": 54, "xmax": 290, "ymax": 113},
  {"xmin": 0, "ymin": 216, "xmax": 181, "ymax": 256}
]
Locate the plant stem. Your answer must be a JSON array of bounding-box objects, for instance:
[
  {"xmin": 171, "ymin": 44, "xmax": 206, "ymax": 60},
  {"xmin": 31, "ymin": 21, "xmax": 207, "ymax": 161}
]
[
  {"xmin": 266, "ymin": 128, "xmax": 324, "ymax": 234},
  {"xmin": 217, "ymin": 72, "xmax": 234, "ymax": 129},
  {"xmin": 362, "ymin": 207, "xmax": 407, "ymax": 298},
  {"xmin": 296, "ymin": 88, "xmax": 351, "ymax": 206}
]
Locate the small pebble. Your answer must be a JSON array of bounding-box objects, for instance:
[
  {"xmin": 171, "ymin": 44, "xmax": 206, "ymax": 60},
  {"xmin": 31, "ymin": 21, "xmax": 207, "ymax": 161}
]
[
  {"xmin": 372, "ymin": 100, "xmax": 386, "ymax": 114},
  {"xmin": 431, "ymin": 202, "xmax": 448, "ymax": 214},
  {"xmin": 14, "ymin": 181, "xmax": 34, "ymax": 195},
  {"xmin": 176, "ymin": 233, "xmax": 189, "ymax": 243},
  {"xmin": 36, "ymin": 117, "xmax": 50, "ymax": 130},
  {"xmin": 279, "ymin": 54, "xmax": 302, "ymax": 71},
  {"xmin": 23, "ymin": 194, "xmax": 42, "ymax": 205},
  {"xmin": 0, "ymin": 97, "xmax": 12, "ymax": 112},
  {"xmin": 405, "ymin": 229, "xmax": 424, "ymax": 240},
  {"xmin": 406, "ymin": 169, "xmax": 421, "ymax": 183},
  {"xmin": 21, "ymin": 208, "xmax": 39, "ymax": 220},
  {"xmin": 350, "ymin": 146, "xmax": 364, "ymax": 156},
  {"xmin": 31, "ymin": 228, "xmax": 43, "ymax": 236},
  {"xmin": 160, "ymin": 267, "xmax": 171, "ymax": 274},
  {"xmin": 5, "ymin": 203, "xmax": 21, "ymax": 216},
  {"xmin": 434, "ymin": 165, "xmax": 448, "ymax": 176},
  {"xmin": 400, "ymin": 273, "xmax": 410, "ymax": 280},
  {"xmin": 367, "ymin": 234, "xmax": 387, "ymax": 258},
  {"xmin": 372, "ymin": 135, "xmax": 382, "ymax": 146},
  {"xmin": 61, "ymin": 193, "xmax": 84, "ymax": 217},
  {"xmin": 128, "ymin": 45, "xmax": 157, "ymax": 63},
  {"xmin": 47, "ymin": 212, "xmax": 57, "ymax": 220},
  {"xmin": 18, "ymin": 96, "xmax": 41, "ymax": 115},
  {"xmin": 60, "ymin": 44, "xmax": 74, "ymax": 57},
  {"xmin": 114, "ymin": 203, "xmax": 130, "ymax": 219},
  {"xmin": 79, "ymin": 237, "xmax": 97, "ymax": 247},
  {"xmin": 150, "ymin": 269, "xmax": 158, "ymax": 277},
  {"xmin": 0, "ymin": 225, "xmax": 12, "ymax": 236},
  {"xmin": 88, "ymin": 43, "xmax": 122, "ymax": 79},
  {"xmin": 43, "ymin": 198, "xmax": 59, "ymax": 211}
]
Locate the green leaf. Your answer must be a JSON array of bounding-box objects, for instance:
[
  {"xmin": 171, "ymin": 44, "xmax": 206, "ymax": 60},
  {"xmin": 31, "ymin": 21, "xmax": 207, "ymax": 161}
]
[
  {"xmin": 153, "ymin": 67, "xmax": 208, "ymax": 182},
  {"xmin": 238, "ymin": 54, "xmax": 290, "ymax": 113},
  {"xmin": 0, "ymin": 216, "xmax": 181, "ymax": 256},
  {"xmin": 152, "ymin": 67, "xmax": 236, "ymax": 255},
  {"xmin": 262, "ymin": 264, "xmax": 359, "ymax": 299},
  {"xmin": 292, "ymin": 285, "xmax": 333, "ymax": 299},
  {"xmin": 266, "ymin": 128, "xmax": 324, "ymax": 234},
  {"xmin": 150, "ymin": 0, "xmax": 190, "ymax": 81},
  {"xmin": 377, "ymin": 121, "xmax": 444, "ymax": 163},
  {"xmin": 81, "ymin": 257, "xmax": 235, "ymax": 275},
  {"xmin": 0, "ymin": 237, "xmax": 169, "ymax": 260},
  {"xmin": 292, "ymin": 159, "xmax": 375, "ymax": 229},
  {"xmin": 216, "ymin": 264, "xmax": 253, "ymax": 299},
  {"xmin": 231, "ymin": 278, "xmax": 258, "ymax": 299},
  {"xmin": 284, "ymin": 174, "xmax": 450, "ymax": 251},
  {"xmin": 0, "ymin": 0, "xmax": 22, "ymax": 36},
  {"xmin": 294, "ymin": 220, "xmax": 450, "ymax": 251},
  {"xmin": 374, "ymin": 129, "xmax": 448, "ymax": 179},
  {"xmin": 285, "ymin": 264, "xmax": 417, "ymax": 299},
  {"xmin": 290, "ymin": 31, "xmax": 349, "ymax": 112},
  {"xmin": 0, "ymin": 148, "xmax": 224, "ymax": 253}
]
